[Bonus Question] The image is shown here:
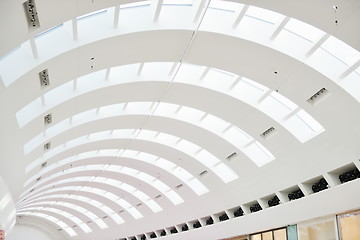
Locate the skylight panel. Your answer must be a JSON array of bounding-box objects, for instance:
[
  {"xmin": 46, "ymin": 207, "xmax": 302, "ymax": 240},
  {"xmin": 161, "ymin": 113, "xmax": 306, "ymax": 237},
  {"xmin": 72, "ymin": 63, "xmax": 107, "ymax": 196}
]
[
  {"xmin": 120, "ymin": 1, "xmax": 151, "ymax": 9},
  {"xmin": 209, "ymin": 0, "xmax": 241, "ymax": 12},
  {"xmin": 246, "ymin": 6, "xmax": 283, "ymax": 24},
  {"xmin": 243, "ymin": 142, "xmax": 274, "ymax": 167},
  {"xmin": 202, "ymin": 68, "xmax": 237, "ymax": 90},
  {"xmin": 137, "ymin": 172, "xmax": 156, "ymax": 183},
  {"xmin": 127, "ymin": 207, "xmax": 143, "ymax": 219},
  {"xmin": 163, "ymin": 0, "xmax": 193, "ymax": 5},
  {"xmin": 119, "ymin": 166, "xmax": 140, "ymax": 176},
  {"xmin": 98, "ymin": 103, "xmax": 123, "ymax": 116},
  {"xmin": 176, "ymin": 106, "xmax": 204, "ymax": 122},
  {"xmin": 173, "ymin": 63, "xmax": 204, "ymax": 83},
  {"xmin": 16, "ymin": 97, "xmax": 42, "ymax": 128},
  {"xmin": 133, "ymin": 190, "xmax": 149, "ymax": 202},
  {"xmin": 201, "ymin": 114, "xmax": 230, "ymax": 133},
  {"xmin": 232, "ymin": 78, "xmax": 268, "ymax": 103},
  {"xmin": 145, "ymin": 199, "xmax": 162, "ymax": 213},
  {"xmin": 283, "ymin": 113, "xmax": 318, "ymax": 143},
  {"xmin": 176, "ymin": 139, "xmax": 201, "ymax": 154},
  {"xmin": 125, "ymin": 102, "xmax": 153, "ymax": 114},
  {"xmin": 155, "ymin": 132, "xmax": 180, "ymax": 146},
  {"xmin": 260, "ymin": 94, "xmax": 294, "ymax": 120},
  {"xmin": 117, "ymin": 199, "xmax": 133, "ymax": 210},
  {"xmin": 109, "ymin": 212, "xmax": 125, "ymax": 224},
  {"xmin": 104, "ymin": 192, "xmax": 120, "ymax": 202},
  {"xmin": 120, "ymin": 183, "xmax": 137, "ymax": 193},
  {"xmin": 296, "ymin": 109, "xmax": 324, "ymax": 133},
  {"xmin": 140, "ymin": 62, "xmax": 174, "ymax": 80},
  {"xmin": 153, "ymin": 180, "xmax": 171, "ymax": 192},
  {"xmin": 187, "ymin": 178, "xmax": 209, "ymax": 195},
  {"xmin": 76, "ymin": 69, "xmax": 107, "ymax": 92},
  {"xmin": 156, "ymin": 158, "xmax": 176, "ymax": 171},
  {"xmin": 172, "ymin": 167, "xmax": 193, "ymax": 181},
  {"xmin": 137, "ymin": 152, "xmax": 159, "ymax": 162},
  {"xmin": 284, "ymin": 18, "xmax": 325, "ymax": 42},
  {"xmin": 78, "ymin": 223, "xmax": 92, "ymax": 233},
  {"xmin": 153, "ymin": 102, "xmax": 178, "ymax": 116},
  {"xmin": 270, "ymin": 91, "xmax": 298, "ymax": 110},
  {"xmin": 321, "ymin": 36, "xmax": 360, "ymax": 66},
  {"xmin": 223, "ymin": 125, "xmax": 253, "ymax": 146},
  {"xmin": 164, "ymin": 190, "xmax": 184, "ymax": 205},
  {"xmin": 196, "ymin": 149, "xmax": 221, "ymax": 167},
  {"xmin": 77, "ymin": 9, "xmax": 108, "ymax": 21},
  {"xmin": 212, "ymin": 163, "xmax": 238, "ymax": 183}
]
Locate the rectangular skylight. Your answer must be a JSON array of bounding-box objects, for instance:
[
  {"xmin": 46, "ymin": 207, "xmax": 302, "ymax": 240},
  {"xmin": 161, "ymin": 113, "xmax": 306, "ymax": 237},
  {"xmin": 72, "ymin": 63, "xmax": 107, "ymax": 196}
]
[
  {"xmin": 141, "ymin": 62, "xmax": 174, "ymax": 80},
  {"xmin": 137, "ymin": 172, "xmax": 156, "ymax": 183},
  {"xmin": 176, "ymin": 106, "xmax": 204, "ymax": 122},
  {"xmin": 125, "ymin": 102, "xmax": 153, "ymax": 114},
  {"xmin": 173, "ymin": 63, "xmax": 204, "ymax": 83},
  {"xmin": 78, "ymin": 223, "xmax": 92, "ymax": 233},
  {"xmin": 246, "ymin": 6, "xmax": 283, "ymax": 24},
  {"xmin": 223, "ymin": 125, "xmax": 252, "ymax": 147},
  {"xmin": 154, "ymin": 102, "xmax": 178, "ymax": 116},
  {"xmin": 187, "ymin": 178, "xmax": 209, "ymax": 195},
  {"xmin": 321, "ymin": 36, "xmax": 360, "ymax": 66},
  {"xmin": 209, "ymin": 0, "xmax": 241, "ymax": 12},
  {"xmin": 212, "ymin": 163, "xmax": 238, "ymax": 183},
  {"xmin": 153, "ymin": 180, "xmax": 171, "ymax": 192},
  {"xmin": 202, "ymin": 68, "xmax": 237, "ymax": 91},
  {"xmin": 110, "ymin": 213, "xmax": 125, "ymax": 224},
  {"xmin": 164, "ymin": 190, "xmax": 184, "ymax": 205},
  {"xmin": 155, "ymin": 133, "xmax": 180, "ymax": 146},
  {"xmin": 232, "ymin": 77, "xmax": 268, "ymax": 103},
  {"xmin": 146, "ymin": 199, "xmax": 162, "ymax": 213},
  {"xmin": 172, "ymin": 167, "xmax": 193, "ymax": 181},
  {"xmin": 296, "ymin": 109, "xmax": 324, "ymax": 133},
  {"xmin": 243, "ymin": 142, "xmax": 274, "ymax": 167},
  {"xmin": 156, "ymin": 158, "xmax": 176, "ymax": 170},
  {"xmin": 163, "ymin": 0, "xmax": 193, "ymax": 5},
  {"xmin": 77, "ymin": 9, "xmax": 108, "ymax": 21},
  {"xmin": 201, "ymin": 114, "xmax": 230, "ymax": 133},
  {"xmin": 120, "ymin": 1, "xmax": 151, "ymax": 9},
  {"xmin": 119, "ymin": 167, "xmax": 140, "ymax": 176},
  {"xmin": 127, "ymin": 207, "xmax": 143, "ymax": 219},
  {"xmin": 176, "ymin": 139, "xmax": 201, "ymax": 154},
  {"xmin": 284, "ymin": 18, "xmax": 324, "ymax": 42},
  {"xmin": 120, "ymin": 183, "xmax": 137, "ymax": 193},
  {"xmin": 259, "ymin": 94, "xmax": 294, "ymax": 120},
  {"xmin": 196, "ymin": 149, "xmax": 221, "ymax": 167}
]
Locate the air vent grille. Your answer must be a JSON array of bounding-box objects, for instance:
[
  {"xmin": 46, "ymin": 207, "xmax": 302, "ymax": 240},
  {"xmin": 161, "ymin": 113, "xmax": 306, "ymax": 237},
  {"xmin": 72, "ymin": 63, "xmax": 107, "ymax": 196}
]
[
  {"xmin": 199, "ymin": 170, "xmax": 208, "ymax": 176},
  {"xmin": 36, "ymin": 177, "xmax": 41, "ymax": 182},
  {"xmin": 43, "ymin": 142, "xmax": 51, "ymax": 150},
  {"xmin": 175, "ymin": 184, "xmax": 183, "ymax": 189},
  {"xmin": 226, "ymin": 152, "xmax": 237, "ymax": 160},
  {"xmin": 308, "ymin": 87, "xmax": 329, "ymax": 105},
  {"xmin": 261, "ymin": 127, "xmax": 276, "ymax": 139},
  {"xmin": 23, "ymin": 0, "xmax": 40, "ymax": 28},
  {"xmin": 41, "ymin": 162, "xmax": 47, "ymax": 168},
  {"xmin": 39, "ymin": 69, "xmax": 49, "ymax": 88},
  {"xmin": 44, "ymin": 114, "xmax": 52, "ymax": 125}
]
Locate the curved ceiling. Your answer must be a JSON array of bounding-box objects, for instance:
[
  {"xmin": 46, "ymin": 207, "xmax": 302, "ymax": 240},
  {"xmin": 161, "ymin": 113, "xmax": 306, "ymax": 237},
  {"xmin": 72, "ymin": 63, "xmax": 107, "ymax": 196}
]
[{"xmin": 1, "ymin": 0, "xmax": 360, "ymax": 240}]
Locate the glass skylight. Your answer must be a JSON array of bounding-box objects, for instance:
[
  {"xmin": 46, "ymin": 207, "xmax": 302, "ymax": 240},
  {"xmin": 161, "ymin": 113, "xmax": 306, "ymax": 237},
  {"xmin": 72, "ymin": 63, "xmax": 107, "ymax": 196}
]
[
  {"xmin": 120, "ymin": 1, "xmax": 151, "ymax": 9},
  {"xmin": 245, "ymin": 6, "xmax": 283, "ymax": 24},
  {"xmin": 321, "ymin": 36, "xmax": 360, "ymax": 66},
  {"xmin": 284, "ymin": 18, "xmax": 325, "ymax": 42},
  {"xmin": 77, "ymin": 9, "xmax": 108, "ymax": 21},
  {"xmin": 163, "ymin": 0, "xmax": 193, "ymax": 6}
]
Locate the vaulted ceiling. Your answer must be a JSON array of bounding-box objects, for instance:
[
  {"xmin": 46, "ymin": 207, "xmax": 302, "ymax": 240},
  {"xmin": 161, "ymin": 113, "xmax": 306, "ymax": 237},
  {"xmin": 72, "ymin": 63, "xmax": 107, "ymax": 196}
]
[{"xmin": 0, "ymin": 0, "xmax": 360, "ymax": 240}]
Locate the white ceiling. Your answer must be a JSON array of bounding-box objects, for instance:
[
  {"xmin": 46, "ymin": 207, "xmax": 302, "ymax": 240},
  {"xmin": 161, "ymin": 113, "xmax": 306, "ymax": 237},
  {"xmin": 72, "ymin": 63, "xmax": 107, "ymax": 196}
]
[{"xmin": 0, "ymin": 0, "xmax": 360, "ymax": 239}]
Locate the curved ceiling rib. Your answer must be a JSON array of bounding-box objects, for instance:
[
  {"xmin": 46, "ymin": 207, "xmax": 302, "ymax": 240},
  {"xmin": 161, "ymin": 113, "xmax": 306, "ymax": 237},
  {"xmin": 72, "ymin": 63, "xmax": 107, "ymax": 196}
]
[
  {"xmin": 25, "ymin": 150, "xmax": 209, "ymax": 196},
  {"xmin": 19, "ymin": 201, "xmax": 108, "ymax": 230},
  {"xmin": 1, "ymin": 1, "xmax": 359, "ymax": 102},
  {"xmin": 22, "ymin": 165, "xmax": 184, "ymax": 206},
  {"xmin": 17, "ymin": 63, "xmax": 324, "ymax": 144},
  {"xmin": 17, "ymin": 212, "xmax": 77, "ymax": 237},
  {"xmin": 18, "ymin": 205, "xmax": 93, "ymax": 233},
  {"xmin": 21, "ymin": 178, "xmax": 163, "ymax": 214}
]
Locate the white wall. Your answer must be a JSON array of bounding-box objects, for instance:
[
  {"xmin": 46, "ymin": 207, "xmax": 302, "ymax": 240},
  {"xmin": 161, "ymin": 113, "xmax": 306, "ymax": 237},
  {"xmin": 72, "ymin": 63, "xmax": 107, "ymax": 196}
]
[
  {"xmin": 7, "ymin": 224, "xmax": 56, "ymax": 240},
  {"xmin": 0, "ymin": 176, "xmax": 16, "ymax": 236}
]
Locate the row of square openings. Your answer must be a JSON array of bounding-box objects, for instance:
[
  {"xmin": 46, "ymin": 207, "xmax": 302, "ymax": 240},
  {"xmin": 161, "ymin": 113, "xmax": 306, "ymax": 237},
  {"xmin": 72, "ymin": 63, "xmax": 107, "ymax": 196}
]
[{"xmin": 118, "ymin": 162, "xmax": 360, "ymax": 240}]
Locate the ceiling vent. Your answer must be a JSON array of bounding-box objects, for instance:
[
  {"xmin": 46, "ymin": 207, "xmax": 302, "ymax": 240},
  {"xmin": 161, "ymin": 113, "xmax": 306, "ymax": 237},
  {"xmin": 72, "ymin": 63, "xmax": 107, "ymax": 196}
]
[
  {"xmin": 23, "ymin": 0, "xmax": 40, "ymax": 28},
  {"xmin": 155, "ymin": 194, "xmax": 162, "ymax": 199},
  {"xmin": 136, "ymin": 203, "xmax": 142, "ymax": 207},
  {"xmin": 102, "ymin": 216, "xmax": 108, "ymax": 219},
  {"xmin": 260, "ymin": 127, "xmax": 276, "ymax": 139},
  {"xmin": 44, "ymin": 113, "xmax": 52, "ymax": 125},
  {"xmin": 30, "ymin": 188, "xmax": 35, "ymax": 193},
  {"xmin": 39, "ymin": 69, "xmax": 49, "ymax": 88},
  {"xmin": 307, "ymin": 87, "xmax": 329, "ymax": 105},
  {"xmin": 43, "ymin": 142, "xmax": 51, "ymax": 151},
  {"xmin": 36, "ymin": 177, "xmax": 41, "ymax": 182},
  {"xmin": 199, "ymin": 170, "xmax": 208, "ymax": 177},
  {"xmin": 226, "ymin": 152, "xmax": 237, "ymax": 161},
  {"xmin": 175, "ymin": 184, "xmax": 183, "ymax": 189}
]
